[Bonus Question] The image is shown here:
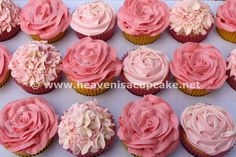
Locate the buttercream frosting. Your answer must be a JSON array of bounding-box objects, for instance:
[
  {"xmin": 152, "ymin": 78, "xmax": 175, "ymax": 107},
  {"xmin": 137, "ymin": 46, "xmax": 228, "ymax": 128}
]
[
  {"xmin": 181, "ymin": 103, "xmax": 236, "ymax": 156},
  {"xmin": 61, "ymin": 37, "xmax": 122, "ymax": 85},
  {"xmin": 123, "ymin": 46, "xmax": 169, "ymax": 86},
  {"xmin": 9, "ymin": 41, "xmax": 61, "ymax": 86},
  {"xmin": 170, "ymin": 42, "xmax": 227, "ymax": 90},
  {"xmin": 0, "ymin": 44, "xmax": 11, "ymax": 82},
  {"xmin": 227, "ymin": 49, "xmax": 236, "ymax": 79},
  {"xmin": 20, "ymin": 0, "xmax": 71, "ymax": 40},
  {"xmin": 0, "ymin": 97, "xmax": 58, "ymax": 155},
  {"xmin": 70, "ymin": 0, "xmax": 116, "ymax": 36},
  {"xmin": 118, "ymin": 95, "xmax": 179, "ymax": 157},
  {"xmin": 170, "ymin": 0, "xmax": 214, "ymax": 36},
  {"xmin": 58, "ymin": 100, "xmax": 115, "ymax": 156},
  {"xmin": 216, "ymin": 0, "xmax": 236, "ymax": 32},
  {"xmin": 0, "ymin": 0, "xmax": 20, "ymax": 34},
  {"xmin": 117, "ymin": 0, "xmax": 170, "ymax": 37}
]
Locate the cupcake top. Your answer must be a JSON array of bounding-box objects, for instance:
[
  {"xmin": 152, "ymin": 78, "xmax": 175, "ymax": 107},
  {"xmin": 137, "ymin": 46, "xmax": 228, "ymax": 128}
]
[
  {"xmin": 118, "ymin": 95, "xmax": 179, "ymax": 157},
  {"xmin": 170, "ymin": 42, "xmax": 227, "ymax": 90},
  {"xmin": 0, "ymin": 97, "xmax": 58, "ymax": 155},
  {"xmin": 58, "ymin": 100, "xmax": 115, "ymax": 156},
  {"xmin": 0, "ymin": 0, "xmax": 20, "ymax": 34},
  {"xmin": 70, "ymin": 0, "xmax": 116, "ymax": 36},
  {"xmin": 123, "ymin": 46, "xmax": 169, "ymax": 86},
  {"xmin": 0, "ymin": 44, "xmax": 11, "ymax": 82},
  {"xmin": 117, "ymin": 0, "xmax": 170, "ymax": 37},
  {"xmin": 216, "ymin": 0, "xmax": 236, "ymax": 32},
  {"xmin": 181, "ymin": 103, "xmax": 236, "ymax": 156},
  {"xmin": 61, "ymin": 37, "xmax": 122, "ymax": 86},
  {"xmin": 9, "ymin": 41, "xmax": 61, "ymax": 86},
  {"xmin": 170, "ymin": 0, "xmax": 214, "ymax": 36},
  {"xmin": 20, "ymin": 0, "xmax": 71, "ymax": 40},
  {"xmin": 227, "ymin": 49, "xmax": 236, "ymax": 79}
]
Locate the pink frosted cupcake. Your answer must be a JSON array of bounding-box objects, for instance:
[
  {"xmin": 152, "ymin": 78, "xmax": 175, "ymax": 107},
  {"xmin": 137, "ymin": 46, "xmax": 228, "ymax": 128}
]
[
  {"xmin": 118, "ymin": 95, "xmax": 179, "ymax": 157},
  {"xmin": 0, "ymin": 97, "xmax": 58, "ymax": 157},
  {"xmin": 121, "ymin": 46, "xmax": 170, "ymax": 96},
  {"xmin": 0, "ymin": 0, "xmax": 20, "ymax": 41},
  {"xmin": 226, "ymin": 49, "xmax": 236, "ymax": 90},
  {"xmin": 20, "ymin": 0, "xmax": 71, "ymax": 43},
  {"xmin": 0, "ymin": 44, "xmax": 11, "ymax": 87},
  {"xmin": 9, "ymin": 41, "xmax": 62, "ymax": 94},
  {"xmin": 169, "ymin": 0, "xmax": 214, "ymax": 43},
  {"xmin": 170, "ymin": 42, "xmax": 227, "ymax": 96},
  {"xmin": 58, "ymin": 100, "xmax": 116, "ymax": 157},
  {"xmin": 180, "ymin": 103, "xmax": 236, "ymax": 157},
  {"xmin": 70, "ymin": 0, "xmax": 116, "ymax": 41},
  {"xmin": 117, "ymin": 0, "xmax": 170, "ymax": 45}
]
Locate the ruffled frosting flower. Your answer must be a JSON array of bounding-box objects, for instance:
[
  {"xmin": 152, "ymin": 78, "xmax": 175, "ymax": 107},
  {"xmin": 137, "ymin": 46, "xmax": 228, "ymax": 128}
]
[
  {"xmin": 58, "ymin": 100, "xmax": 115, "ymax": 155},
  {"xmin": 0, "ymin": 97, "xmax": 58, "ymax": 155},
  {"xmin": 170, "ymin": 0, "xmax": 214, "ymax": 35},
  {"xmin": 70, "ymin": 0, "xmax": 116, "ymax": 36},
  {"xmin": 9, "ymin": 41, "xmax": 62, "ymax": 86},
  {"xmin": 117, "ymin": 0, "xmax": 170, "ymax": 37},
  {"xmin": 118, "ymin": 95, "xmax": 179, "ymax": 157},
  {"xmin": 0, "ymin": 44, "xmax": 11, "ymax": 82},
  {"xmin": 181, "ymin": 103, "xmax": 236, "ymax": 156},
  {"xmin": 170, "ymin": 42, "xmax": 227, "ymax": 90},
  {"xmin": 227, "ymin": 49, "xmax": 236, "ymax": 79}
]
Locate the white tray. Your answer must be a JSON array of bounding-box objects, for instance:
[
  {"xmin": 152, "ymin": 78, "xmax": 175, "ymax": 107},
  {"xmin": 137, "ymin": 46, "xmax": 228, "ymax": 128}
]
[{"xmin": 1, "ymin": 1, "xmax": 235, "ymax": 157}]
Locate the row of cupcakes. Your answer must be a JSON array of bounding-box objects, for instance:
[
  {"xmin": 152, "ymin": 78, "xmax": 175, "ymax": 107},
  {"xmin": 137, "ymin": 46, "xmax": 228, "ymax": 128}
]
[
  {"xmin": 0, "ymin": 95, "xmax": 235, "ymax": 157},
  {"xmin": 1, "ymin": 0, "xmax": 236, "ymax": 44},
  {"xmin": 0, "ymin": 37, "xmax": 236, "ymax": 96}
]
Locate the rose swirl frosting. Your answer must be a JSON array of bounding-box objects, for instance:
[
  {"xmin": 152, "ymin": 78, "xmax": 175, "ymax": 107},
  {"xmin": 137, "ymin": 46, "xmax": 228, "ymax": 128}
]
[{"xmin": 0, "ymin": 44, "xmax": 11, "ymax": 82}]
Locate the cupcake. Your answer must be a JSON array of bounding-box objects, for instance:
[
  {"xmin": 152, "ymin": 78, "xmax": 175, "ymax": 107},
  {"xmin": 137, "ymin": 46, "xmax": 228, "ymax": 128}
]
[
  {"xmin": 226, "ymin": 48, "xmax": 236, "ymax": 90},
  {"xmin": 121, "ymin": 46, "xmax": 169, "ymax": 96},
  {"xmin": 117, "ymin": 0, "xmax": 170, "ymax": 45},
  {"xmin": 0, "ymin": 44, "xmax": 11, "ymax": 87},
  {"xmin": 0, "ymin": 0, "xmax": 20, "ymax": 41},
  {"xmin": 9, "ymin": 41, "xmax": 62, "ymax": 95},
  {"xmin": 180, "ymin": 103, "xmax": 236, "ymax": 157},
  {"xmin": 20, "ymin": 0, "xmax": 71, "ymax": 43},
  {"xmin": 0, "ymin": 97, "xmax": 58, "ymax": 157},
  {"xmin": 118, "ymin": 95, "xmax": 179, "ymax": 157},
  {"xmin": 70, "ymin": 0, "xmax": 116, "ymax": 41},
  {"xmin": 170, "ymin": 42, "xmax": 227, "ymax": 96},
  {"xmin": 58, "ymin": 100, "xmax": 116, "ymax": 157},
  {"xmin": 216, "ymin": 0, "xmax": 236, "ymax": 43},
  {"xmin": 61, "ymin": 37, "xmax": 122, "ymax": 96},
  {"xmin": 169, "ymin": 0, "xmax": 214, "ymax": 43}
]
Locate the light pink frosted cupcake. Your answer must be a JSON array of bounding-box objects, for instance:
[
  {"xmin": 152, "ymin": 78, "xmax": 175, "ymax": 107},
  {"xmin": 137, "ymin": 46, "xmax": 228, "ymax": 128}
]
[
  {"xmin": 0, "ymin": 0, "xmax": 20, "ymax": 41},
  {"xmin": 70, "ymin": 0, "xmax": 116, "ymax": 41},
  {"xmin": 9, "ymin": 41, "xmax": 62, "ymax": 94},
  {"xmin": 118, "ymin": 95, "xmax": 179, "ymax": 157},
  {"xmin": 0, "ymin": 97, "xmax": 58, "ymax": 156},
  {"xmin": 0, "ymin": 44, "xmax": 11, "ymax": 87},
  {"xmin": 58, "ymin": 100, "xmax": 116, "ymax": 157},
  {"xmin": 226, "ymin": 48, "xmax": 236, "ymax": 90}
]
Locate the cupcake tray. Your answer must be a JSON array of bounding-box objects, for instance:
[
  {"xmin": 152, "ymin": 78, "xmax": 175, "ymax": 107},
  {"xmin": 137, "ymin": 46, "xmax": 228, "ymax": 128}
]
[{"xmin": 1, "ymin": 0, "xmax": 235, "ymax": 157}]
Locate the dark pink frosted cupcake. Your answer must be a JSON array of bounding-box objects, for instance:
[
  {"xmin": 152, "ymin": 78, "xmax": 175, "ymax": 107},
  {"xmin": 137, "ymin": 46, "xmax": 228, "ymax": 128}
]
[
  {"xmin": 227, "ymin": 48, "xmax": 236, "ymax": 90},
  {"xmin": 0, "ymin": 44, "xmax": 11, "ymax": 87},
  {"xmin": 58, "ymin": 100, "xmax": 116, "ymax": 157}
]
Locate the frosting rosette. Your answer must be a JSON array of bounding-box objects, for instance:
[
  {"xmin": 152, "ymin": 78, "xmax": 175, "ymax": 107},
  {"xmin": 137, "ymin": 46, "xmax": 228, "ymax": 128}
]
[
  {"xmin": 117, "ymin": 0, "xmax": 170, "ymax": 37},
  {"xmin": 20, "ymin": 0, "xmax": 71, "ymax": 40},
  {"xmin": 61, "ymin": 37, "xmax": 122, "ymax": 85},
  {"xmin": 0, "ymin": 97, "xmax": 58, "ymax": 155},
  {"xmin": 170, "ymin": 0, "xmax": 214, "ymax": 35},
  {"xmin": 170, "ymin": 42, "xmax": 227, "ymax": 90},
  {"xmin": 70, "ymin": 0, "xmax": 116, "ymax": 36},
  {"xmin": 8, "ymin": 41, "xmax": 62, "ymax": 86},
  {"xmin": 58, "ymin": 100, "xmax": 115, "ymax": 156},
  {"xmin": 118, "ymin": 95, "xmax": 179, "ymax": 157},
  {"xmin": 0, "ymin": 44, "xmax": 11, "ymax": 82},
  {"xmin": 123, "ymin": 46, "xmax": 169, "ymax": 86},
  {"xmin": 181, "ymin": 103, "xmax": 236, "ymax": 156},
  {"xmin": 0, "ymin": 0, "xmax": 20, "ymax": 34},
  {"xmin": 227, "ymin": 49, "xmax": 236, "ymax": 79},
  {"xmin": 216, "ymin": 0, "xmax": 236, "ymax": 32}
]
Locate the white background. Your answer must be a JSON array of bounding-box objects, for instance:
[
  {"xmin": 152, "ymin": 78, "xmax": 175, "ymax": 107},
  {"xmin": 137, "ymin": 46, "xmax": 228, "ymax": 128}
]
[{"xmin": 0, "ymin": 1, "xmax": 235, "ymax": 157}]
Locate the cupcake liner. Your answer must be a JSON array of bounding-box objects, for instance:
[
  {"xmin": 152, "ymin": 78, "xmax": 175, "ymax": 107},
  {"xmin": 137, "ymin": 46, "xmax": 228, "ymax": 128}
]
[
  {"xmin": 217, "ymin": 27, "xmax": 236, "ymax": 43},
  {"xmin": 69, "ymin": 79, "xmax": 113, "ymax": 96},
  {"xmin": 0, "ymin": 25, "xmax": 20, "ymax": 41},
  {"xmin": 123, "ymin": 144, "xmax": 141, "ymax": 157},
  {"xmin": 226, "ymin": 70, "xmax": 236, "ymax": 91},
  {"xmin": 31, "ymin": 31, "xmax": 67, "ymax": 44},
  {"xmin": 0, "ymin": 71, "xmax": 10, "ymax": 87},
  {"xmin": 122, "ymin": 32, "xmax": 160, "ymax": 45}
]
